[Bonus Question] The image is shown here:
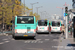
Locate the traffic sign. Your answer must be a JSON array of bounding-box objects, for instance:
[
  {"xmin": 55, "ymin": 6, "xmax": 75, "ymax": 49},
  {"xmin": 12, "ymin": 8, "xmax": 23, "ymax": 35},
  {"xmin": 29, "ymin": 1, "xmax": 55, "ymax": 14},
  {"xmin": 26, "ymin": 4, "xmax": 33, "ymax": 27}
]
[{"xmin": 64, "ymin": 13, "xmax": 65, "ymax": 17}]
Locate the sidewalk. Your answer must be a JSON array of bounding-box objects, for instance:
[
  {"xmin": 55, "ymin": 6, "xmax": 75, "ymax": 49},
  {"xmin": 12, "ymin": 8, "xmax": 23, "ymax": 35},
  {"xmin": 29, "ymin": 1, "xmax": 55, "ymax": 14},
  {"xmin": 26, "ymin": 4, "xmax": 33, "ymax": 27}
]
[{"xmin": 58, "ymin": 32, "xmax": 75, "ymax": 50}]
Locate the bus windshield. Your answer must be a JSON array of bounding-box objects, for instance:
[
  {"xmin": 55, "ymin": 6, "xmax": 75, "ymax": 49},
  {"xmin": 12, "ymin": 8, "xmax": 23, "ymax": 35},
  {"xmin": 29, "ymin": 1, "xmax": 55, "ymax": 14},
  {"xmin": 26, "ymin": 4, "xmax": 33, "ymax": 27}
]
[
  {"xmin": 38, "ymin": 20, "xmax": 47, "ymax": 26},
  {"xmin": 17, "ymin": 17, "xmax": 34, "ymax": 24},
  {"xmin": 52, "ymin": 21, "xmax": 60, "ymax": 26}
]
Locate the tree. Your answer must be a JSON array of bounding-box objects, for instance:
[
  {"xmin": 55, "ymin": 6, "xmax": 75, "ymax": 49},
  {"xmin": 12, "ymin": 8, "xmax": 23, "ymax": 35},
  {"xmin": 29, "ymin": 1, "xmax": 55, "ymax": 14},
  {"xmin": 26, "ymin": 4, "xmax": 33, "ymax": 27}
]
[
  {"xmin": 13, "ymin": 0, "xmax": 23, "ymax": 16},
  {"xmin": 29, "ymin": 11, "xmax": 33, "ymax": 16},
  {"xmin": 33, "ymin": 12, "xmax": 40, "ymax": 21}
]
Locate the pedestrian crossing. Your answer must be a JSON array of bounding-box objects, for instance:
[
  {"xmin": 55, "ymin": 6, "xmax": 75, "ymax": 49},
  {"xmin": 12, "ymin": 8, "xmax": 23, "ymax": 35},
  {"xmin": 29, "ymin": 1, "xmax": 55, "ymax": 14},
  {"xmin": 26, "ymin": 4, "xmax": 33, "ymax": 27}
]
[
  {"xmin": 0, "ymin": 37, "xmax": 59, "ymax": 44},
  {"xmin": 0, "ymin": 34, "xmax": 60, "ymax": 44}
]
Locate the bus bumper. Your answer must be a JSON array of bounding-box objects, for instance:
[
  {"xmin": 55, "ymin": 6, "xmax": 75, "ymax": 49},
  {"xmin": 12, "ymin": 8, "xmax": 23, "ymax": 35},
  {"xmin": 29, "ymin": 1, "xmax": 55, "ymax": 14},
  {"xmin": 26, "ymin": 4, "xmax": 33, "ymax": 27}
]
[
  {"xmin": 36, "ymin": 30, "xmax": 49, "ymax": 33},
  {"xmin": 13, "ymin": 33, "xmax": 36, "ymax": 37},
  {"xmin": 51, "ymin": 30, "xmax": 61, "ymax": 33}
]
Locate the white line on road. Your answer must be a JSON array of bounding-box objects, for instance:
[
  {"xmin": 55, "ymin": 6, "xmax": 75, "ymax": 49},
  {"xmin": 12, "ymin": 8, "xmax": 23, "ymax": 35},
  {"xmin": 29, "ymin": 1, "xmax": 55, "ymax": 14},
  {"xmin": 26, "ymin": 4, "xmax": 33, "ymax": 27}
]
[
  {"xmin": 36, "ymin": 39, "xmax": 41, "ymax": 41},
  {"xmin": 0, "ymin": 42, "xmax": 4, "ymax": 44},
  {"xmin": 25, "ymin": 41, "xmax": 28, "ymax": 43},
  {"xmin": 5, "ymin": 41, "xmax": 10, "ymax": 43},
  {"xmin": 5, "ymin": 34, "xmax": 8, "ymax": 36},
  {"xmin": 53, "ymin": 39, "xmax": 58, "ymax": 41},
  {"xmin": 11, "ymin": 39, "xmax": 15, "ymax": 40},
  {"xmin": 31, "ymin": 41, "xmax": 36, "ymax": 43},
  {"xmin": 45, "ymin": 39, "xmax": 50, "ymax": 41},
  {"xmin": 3, "ymin": 39, "xmax": 8, "ymax": 40},
  {"xmin": 38, "ymin": 41, "xmax": 43, "ymax": 43},
  {"xmin": 44, "ymin": 35, "xmax": 48, "ymax": 36}
]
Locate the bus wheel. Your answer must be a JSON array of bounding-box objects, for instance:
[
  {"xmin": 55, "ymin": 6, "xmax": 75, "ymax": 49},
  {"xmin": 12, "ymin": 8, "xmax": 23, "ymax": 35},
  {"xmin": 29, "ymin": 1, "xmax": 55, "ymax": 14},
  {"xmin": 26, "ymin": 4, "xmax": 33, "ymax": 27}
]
[
  {"xmin": 51, "ymin": 32, "xmax": 53, "ymax": 34},
  {"xmin": 12, "ymin": 35, "xmax": 16, "ymax": 39}
]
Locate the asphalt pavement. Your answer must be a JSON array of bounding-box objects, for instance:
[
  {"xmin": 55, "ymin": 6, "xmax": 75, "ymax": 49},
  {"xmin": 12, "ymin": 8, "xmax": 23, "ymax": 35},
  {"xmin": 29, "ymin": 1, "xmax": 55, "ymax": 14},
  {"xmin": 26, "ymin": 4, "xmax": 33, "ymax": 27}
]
[{"xmin": 0, "ymin": 33, "xmax": 61, "ymax": 50}]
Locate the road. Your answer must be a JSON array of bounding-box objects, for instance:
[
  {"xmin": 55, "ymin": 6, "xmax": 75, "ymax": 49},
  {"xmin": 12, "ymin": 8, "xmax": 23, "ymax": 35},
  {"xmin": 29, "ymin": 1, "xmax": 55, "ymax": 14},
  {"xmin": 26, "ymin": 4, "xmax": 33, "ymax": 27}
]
[{"xmin": 0, "ymin": 33, "xmax": 61, "ymax": 50}]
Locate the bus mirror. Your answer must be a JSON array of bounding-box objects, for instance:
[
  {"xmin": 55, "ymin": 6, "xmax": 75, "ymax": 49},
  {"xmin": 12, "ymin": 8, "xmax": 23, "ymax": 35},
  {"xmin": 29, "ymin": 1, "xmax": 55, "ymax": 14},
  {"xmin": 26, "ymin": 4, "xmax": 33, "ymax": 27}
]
[
  {"xmin": 10, "ymin": 21, "xmax": 12, "ymax": 23},
  {"xmin": 10, "ymin": 20, "xmax": 14, "ymax": 23}
]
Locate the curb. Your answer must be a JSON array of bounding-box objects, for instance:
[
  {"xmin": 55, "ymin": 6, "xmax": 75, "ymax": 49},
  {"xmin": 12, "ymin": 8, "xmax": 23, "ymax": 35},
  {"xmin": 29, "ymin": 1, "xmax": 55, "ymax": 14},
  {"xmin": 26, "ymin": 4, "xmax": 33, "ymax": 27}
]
[
  {"xmin": 57, "ymin": 33, "xmax": 63, "ymax": 50},
  {"xmin": 0, "ymin": 33, "xmax": 7, "ymax": 36}
]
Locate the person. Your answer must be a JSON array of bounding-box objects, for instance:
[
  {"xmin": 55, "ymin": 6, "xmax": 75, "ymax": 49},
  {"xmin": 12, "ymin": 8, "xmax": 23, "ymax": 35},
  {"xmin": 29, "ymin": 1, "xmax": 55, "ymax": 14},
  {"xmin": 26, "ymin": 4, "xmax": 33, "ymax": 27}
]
[{"xmin": 61, "ymin": 24, "xmax": 65, "ymax": 35}]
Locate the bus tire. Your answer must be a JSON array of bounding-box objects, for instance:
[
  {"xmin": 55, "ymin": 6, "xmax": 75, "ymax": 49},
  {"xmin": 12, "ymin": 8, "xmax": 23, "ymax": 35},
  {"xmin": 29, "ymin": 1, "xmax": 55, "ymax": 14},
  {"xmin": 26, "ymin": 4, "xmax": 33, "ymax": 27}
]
[
  {"xmin": 12, "ymin": 35, "xmax": 16, "ymax": 39},
  {"xmin": 48, "ymin": 32, "xmax": 50, "ymax": 34},
  {"xmin": 51, "ymin": 32, "xmax": 53, "ymax": 34}
]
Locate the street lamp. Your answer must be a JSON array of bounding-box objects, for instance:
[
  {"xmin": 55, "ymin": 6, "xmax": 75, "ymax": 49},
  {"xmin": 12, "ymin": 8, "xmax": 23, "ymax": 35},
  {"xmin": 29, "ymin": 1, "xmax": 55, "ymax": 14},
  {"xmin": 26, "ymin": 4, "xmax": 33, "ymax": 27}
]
[
  {"xmin": 40, "ymin": 11, "xmax": 47, "ymax": 19},
  {"xmin": 56, "ymin": 7, "xmax": 64, "ymax": 21},
  {"xmin": 24, "ymin": 0, "xmax": 25, "ymax": 14},
  {"xmin": 36, "ymin": 6, "xmax": 43, "ymax": 16},
  {"xmin": 30, "ymin": 2, "xmax": 39, "ymax": 15}
]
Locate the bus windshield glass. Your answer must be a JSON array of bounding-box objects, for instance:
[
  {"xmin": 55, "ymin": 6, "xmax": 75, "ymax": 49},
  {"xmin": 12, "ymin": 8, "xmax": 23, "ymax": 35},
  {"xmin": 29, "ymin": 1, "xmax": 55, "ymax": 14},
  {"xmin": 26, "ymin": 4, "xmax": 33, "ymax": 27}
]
[
  {"xmin": 17, "ymin": 17, "xmax": 34, "ymax": 24},
  {"xmin": 38, "ymin": 20, "xmax": 47, "ymax": 26},
  {"xmin": 52, "ymin": 21, "xmax": 60, "ymax": 26}
]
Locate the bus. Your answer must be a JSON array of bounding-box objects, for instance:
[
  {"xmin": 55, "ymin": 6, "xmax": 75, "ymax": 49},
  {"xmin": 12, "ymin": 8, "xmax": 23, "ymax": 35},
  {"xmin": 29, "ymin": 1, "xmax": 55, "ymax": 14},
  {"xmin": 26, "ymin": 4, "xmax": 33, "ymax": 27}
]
[
  {"xmin": 12, "ymin": 16, "xmax": 36, "ymax": 39},
  {"xmin": 50, "ymin": 20, "xmax": 61, "ymax": 33},
  {"xmin": 36, "ymin": 20, "xmax": 49, "ymax": 34}
]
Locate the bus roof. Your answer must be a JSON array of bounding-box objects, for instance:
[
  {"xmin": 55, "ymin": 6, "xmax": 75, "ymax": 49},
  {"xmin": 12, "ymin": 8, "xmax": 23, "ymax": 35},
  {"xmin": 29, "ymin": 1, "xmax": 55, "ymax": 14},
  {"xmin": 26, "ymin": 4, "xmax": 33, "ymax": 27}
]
[{"xmin": 16, "ymin": 16, "xmax": 34, "ymax": 17}]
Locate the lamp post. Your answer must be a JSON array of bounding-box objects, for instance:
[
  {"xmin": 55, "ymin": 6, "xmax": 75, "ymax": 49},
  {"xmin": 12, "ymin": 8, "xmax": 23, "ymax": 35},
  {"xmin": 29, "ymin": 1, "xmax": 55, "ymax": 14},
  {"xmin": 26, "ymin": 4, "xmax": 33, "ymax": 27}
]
[
  {"xmin": 36, "ymin": 6, "xmax": 43, "ymax": 20},
  {"xmin": 64, "ymin": 2, "xmax": 70, "ymax": 39},
  {"xmin": 36, "ymin": 6, "xmax": 43, "ymax": 16},
  {"xmin": 40, "ymin": 11, "xmax": 47, "ymax": 19},
  {"xmin": 56, "ymin": 7, "xmax": 64, "ymax": 21},
  {"xmin": 30, "ymin": 2, "xmax": 38, "ymax": 15},
  {"xmin": 24, "ymin": 0, "xmax": 25, "ymax": 14}
]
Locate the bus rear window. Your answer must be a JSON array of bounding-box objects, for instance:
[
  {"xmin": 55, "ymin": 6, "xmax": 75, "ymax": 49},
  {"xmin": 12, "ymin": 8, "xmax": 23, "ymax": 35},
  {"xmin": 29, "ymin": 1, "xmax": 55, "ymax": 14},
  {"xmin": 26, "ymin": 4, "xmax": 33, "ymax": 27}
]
[
  {"xmin": 52, "ymin": 21, "xmax": 60, "ymax": 26},
  {"xmin": 38, "ymin": 20, "xmax": 47, "ymax": 26},
  {"xmin": 17, "ymin": 17, "xmax": 34, "ymax": 24}
]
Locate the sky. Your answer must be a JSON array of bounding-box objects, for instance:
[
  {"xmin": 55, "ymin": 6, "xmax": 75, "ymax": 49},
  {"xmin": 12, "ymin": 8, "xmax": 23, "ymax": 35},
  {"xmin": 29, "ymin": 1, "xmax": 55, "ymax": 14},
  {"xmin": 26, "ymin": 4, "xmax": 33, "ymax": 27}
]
[{"xmin": 21, "ymin": 0, "xmax": 72, "ymax": 20}]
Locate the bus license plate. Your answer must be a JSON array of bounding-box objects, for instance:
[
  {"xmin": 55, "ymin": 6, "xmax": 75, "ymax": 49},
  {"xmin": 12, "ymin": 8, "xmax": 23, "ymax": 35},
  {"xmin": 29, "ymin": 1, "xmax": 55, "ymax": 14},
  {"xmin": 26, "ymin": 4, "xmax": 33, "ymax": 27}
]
[
  {"xmin": 28, "ymin": 31, "xmax": 33, "ymax": 33},
  {"xmin": 24, "ymin": 35, "xmax": 28, "ymax": 36}
]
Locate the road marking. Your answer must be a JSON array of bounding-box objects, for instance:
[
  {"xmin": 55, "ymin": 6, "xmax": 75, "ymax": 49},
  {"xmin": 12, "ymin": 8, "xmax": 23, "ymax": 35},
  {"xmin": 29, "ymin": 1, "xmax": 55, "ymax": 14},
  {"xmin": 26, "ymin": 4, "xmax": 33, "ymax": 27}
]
[
  {"xmin": 3, "ymin": 39, "xmax": 8, "ymax": 40},
  {"xmin": 31, "ymin": 41, "xmax": 36, "ymax": 43},
  {"xmin": 38, "ymin": 35, "xmax": 44, "ymax": 36},
  {"xmin": 5, "ymin": 34, "xmax": 8, "ymax": 36},
  {"xmin": 53, "ymin": 39, "xmax": 58, "ymax": 41},
  {"xmin": 44, "ymin": 35, "xmax": 48, "ymax": 36},
  {"xmin": 57, "ymin": 33, "xmax": 63, "ymax": 50},
  {"xmin": 27, "ymin": 48, "xmax": 43, "ymax": 50},
  {"xmin": 26, "ymin": 41, "xmax": 31, "ymax": 43},
  {"xmin": 49, "ymin": 35, "xmax": 53, "ymax": 37},
  {"xmin": 45, "ymin": 39, "xmax": 49, "ymax": 41},
  {"xmin": 38, "ymin": 41, "xmax": 43, "ymax": 43},
  {"xmin": 25, "ymin": 41, "xmax": 28, "ymax": 43},
  {"xmin": 36, "ymin": 39, "xmax": 41, "ymax": 41},
  {"xmin": 11, "ymin": 39, "xmax": 15, "ymax": 40},
  {"xmin": 0, "ymin": 42, "xmax": 4, "ymax": 44},
  {"xmin": 39, "ymin": 35, "xmax": 48, "ymax": 36},
  {"xmin": 5, "ymin": 41, "xmax": 9, "ymax": 43}
]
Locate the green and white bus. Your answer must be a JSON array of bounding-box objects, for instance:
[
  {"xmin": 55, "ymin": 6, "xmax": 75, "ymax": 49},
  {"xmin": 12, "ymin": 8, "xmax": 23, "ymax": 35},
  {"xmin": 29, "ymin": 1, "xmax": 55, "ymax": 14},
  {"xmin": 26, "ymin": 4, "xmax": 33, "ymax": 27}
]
[
  {"xmin": 36, "ymin": 20, "xmax": 50, "ymax": 34},
  {"xmin": 12, "ymin": 16, "xmax": 36, "ymax": 38},
  {"xmin": 50, "ymin": 20, "xmax": 62, "ymax": 33}
]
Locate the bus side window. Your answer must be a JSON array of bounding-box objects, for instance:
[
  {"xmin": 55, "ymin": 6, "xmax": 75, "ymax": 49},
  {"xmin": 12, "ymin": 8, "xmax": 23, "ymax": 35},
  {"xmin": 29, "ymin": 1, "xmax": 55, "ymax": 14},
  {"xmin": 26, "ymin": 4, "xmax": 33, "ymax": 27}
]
[{"xmin": 45, "ymin": 21, "xmax": 47, "ymax": 26}]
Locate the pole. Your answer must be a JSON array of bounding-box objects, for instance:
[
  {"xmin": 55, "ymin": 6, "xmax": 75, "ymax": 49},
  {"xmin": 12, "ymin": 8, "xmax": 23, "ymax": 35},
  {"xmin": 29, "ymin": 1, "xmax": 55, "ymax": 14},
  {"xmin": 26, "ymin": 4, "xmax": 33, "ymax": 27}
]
[
  {"xmin": 2, "ymin": 11, "xmax": 3, "ymax": 33},
  {"xmin": 24, "ymin": 0, "xmax": 25, "ymax": 14},
  {"xmin": 32, "ymin": 4, "xmax": 33, "ymax": 15},
  {"xmin": 37, "ymin": 8, "xmax": 38, "ymax": 16},
  {"xmin": 66, "ymin": 15, "xmax": 68, "ymax": 39},
  {"xmin": 40, "ymin": 12, "xmax": 42, "ymax": 19},
  {"xmin": 62, "ymin": 8, "xmax": 63, "ymax": 21}
]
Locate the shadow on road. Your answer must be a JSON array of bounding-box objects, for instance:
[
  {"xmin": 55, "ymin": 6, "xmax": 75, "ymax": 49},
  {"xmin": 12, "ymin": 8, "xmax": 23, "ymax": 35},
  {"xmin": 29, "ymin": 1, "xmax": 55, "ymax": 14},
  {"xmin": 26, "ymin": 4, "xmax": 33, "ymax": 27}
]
[
  {"xmin": 37, "ymin": 32, "xmax": 49, "ymax": 34},
  {"xmin": 14, "ymin": 37, "xmax": 36, "ymax": 40},
  {"xmin": 50, "ymin": 32, "xmax": 61, "ymax": 34},
  {"xmin": 67, "ymin": 44, "xmax": 75, "ymax": 47}
]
